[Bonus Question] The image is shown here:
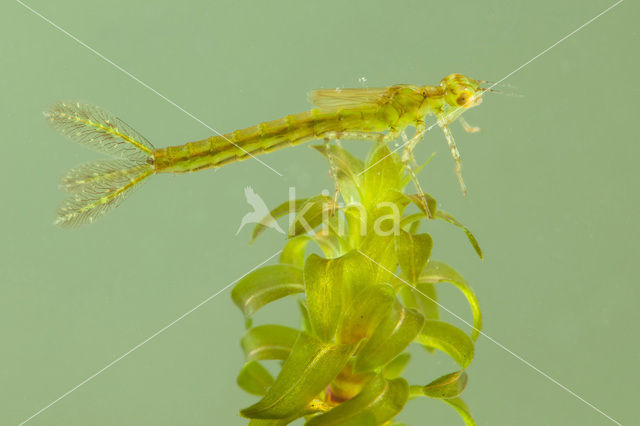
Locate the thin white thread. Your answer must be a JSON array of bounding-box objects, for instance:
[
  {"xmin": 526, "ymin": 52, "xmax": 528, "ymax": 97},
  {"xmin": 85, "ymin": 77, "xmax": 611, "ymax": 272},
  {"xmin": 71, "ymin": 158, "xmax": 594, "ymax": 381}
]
[
  {"xmin": 15, "ymin": 0, "xmax": 625, "ymax": 424},
  {"xmin": 356, "ymin": 249, "xmax": 622, "ymax": 425},
  {"xmin": 18, "ymin": 250, "xmax": 282, "ymax": 425},
  {"xmin": 16, "ymin": 0, "xmax": 283, "ymax": 177},
  {"xmin": 357, "ymin": 0, "xmax": 624, "ymax": 177}
]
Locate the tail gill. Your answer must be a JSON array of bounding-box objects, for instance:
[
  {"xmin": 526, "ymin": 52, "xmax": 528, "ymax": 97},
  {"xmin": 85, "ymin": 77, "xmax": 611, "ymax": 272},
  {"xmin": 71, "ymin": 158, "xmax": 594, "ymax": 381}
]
[{"xmin": 45, "ymin": 101, "xmax": 155, "ymax": 227}]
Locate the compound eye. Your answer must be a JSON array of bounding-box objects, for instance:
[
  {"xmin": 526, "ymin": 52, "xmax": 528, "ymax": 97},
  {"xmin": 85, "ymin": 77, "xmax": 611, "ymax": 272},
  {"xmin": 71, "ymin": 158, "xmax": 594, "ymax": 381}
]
[{"xmin": 456, "ymin": 90, "xmax": 473, "ymax": 107}]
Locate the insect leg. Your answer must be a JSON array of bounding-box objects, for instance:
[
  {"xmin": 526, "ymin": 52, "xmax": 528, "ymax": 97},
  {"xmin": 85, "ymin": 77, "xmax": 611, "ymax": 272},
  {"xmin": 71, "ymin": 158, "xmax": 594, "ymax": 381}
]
[
  {"xmin": 324, "ymin": 137, "xmax": 341, "ymax": 215},
  {"xmin": 442, "ymin": 126, "xmax": 467, "ymax": 196},
  {"xmin": 323, "ymin": 131, "xmax": 398, "ymax": 144},
  {"xmin": 459, "ymin": 117, "xmax": 480, "ymax": 134},
  {"xmin": 400, "ymin": 124, "xmax": 432, "ymax": 218},
  {"xmin": 321, "ymin": 130, "xmax": 401, "ymax": 213}
]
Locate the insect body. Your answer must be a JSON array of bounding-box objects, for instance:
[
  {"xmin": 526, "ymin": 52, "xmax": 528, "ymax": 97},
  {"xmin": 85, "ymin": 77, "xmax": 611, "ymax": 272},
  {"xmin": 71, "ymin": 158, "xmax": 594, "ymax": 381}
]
[{"xmin": 46, "ymin": 73, "xmax": 485, "ymax": 227}]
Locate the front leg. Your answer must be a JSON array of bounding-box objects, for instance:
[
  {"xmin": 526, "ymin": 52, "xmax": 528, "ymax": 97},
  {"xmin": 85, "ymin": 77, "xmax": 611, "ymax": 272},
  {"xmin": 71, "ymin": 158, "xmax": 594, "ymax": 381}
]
[
  {"xmin": 324, "ymin": 137, "xmax": 341, "ymax": 215},
  {"xmin": 400, "ymin": 123, "xmax": 432, "ymax": 219},
  {"xmin": 437, "ymin": 111, "xmax": 469, "ymax": 196},
  {"xmin": 459, "ymin": 117, "xmax": 480, "ymax": 133},
  {"xmin": 442, "ymin": 125, "xmax": 467, "ymax": 196}
]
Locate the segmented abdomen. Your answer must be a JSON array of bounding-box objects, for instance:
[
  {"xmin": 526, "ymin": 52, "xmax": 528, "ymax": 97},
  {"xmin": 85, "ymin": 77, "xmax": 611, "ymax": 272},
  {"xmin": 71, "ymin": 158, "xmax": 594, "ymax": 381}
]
[{"xmin": 153, "ymin": 107, "xmax": 385, "ymax": 173}]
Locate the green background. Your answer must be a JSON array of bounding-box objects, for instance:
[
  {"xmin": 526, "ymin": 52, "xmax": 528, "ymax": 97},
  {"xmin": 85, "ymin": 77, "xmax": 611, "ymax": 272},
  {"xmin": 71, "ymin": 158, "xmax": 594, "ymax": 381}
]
[{"xmin": 1, "ymin": 0, "xmax": 637, "ymax": 424}]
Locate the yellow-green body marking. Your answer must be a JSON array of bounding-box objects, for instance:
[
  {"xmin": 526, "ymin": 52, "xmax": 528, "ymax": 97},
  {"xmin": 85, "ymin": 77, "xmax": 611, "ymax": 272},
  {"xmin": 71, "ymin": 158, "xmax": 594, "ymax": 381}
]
[{"xmin": 46, "ymin": 74, "xmax": 485, "ymax": 227}]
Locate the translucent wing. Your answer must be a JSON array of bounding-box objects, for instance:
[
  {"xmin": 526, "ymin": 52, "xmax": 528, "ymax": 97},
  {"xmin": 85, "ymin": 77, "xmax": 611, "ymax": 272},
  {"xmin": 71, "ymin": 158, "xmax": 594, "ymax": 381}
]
[
  {"xmin": 55, "ymin": 161, "xmax": 154, "ymax": 228},
  {"xmin": 45, "ymin": 102, "xmax": 154, "ymax": 161},
  {"xmin": 308, "ymin": 87, "xmax": 391, "ymax": 109}
]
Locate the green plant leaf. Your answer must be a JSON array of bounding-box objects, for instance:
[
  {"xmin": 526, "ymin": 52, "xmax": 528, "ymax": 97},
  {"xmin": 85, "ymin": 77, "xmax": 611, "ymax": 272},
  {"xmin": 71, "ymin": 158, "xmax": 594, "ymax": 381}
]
[
  {"xmin": 251, "ymin": 198, "xmax": 308, "ymax": 243},
  {"xmin": 408, "ymin": 219, "xmax": 420, "ymax": 234},
  {"xmin": 306, "ymin": 375, "xmax": 409, "ymax": 425},
  {"xmin": 338, "ymin": 282, "xmax": 395, "ymax": 344},
  {"xmin": 238, "ymin": 361, "xmax": 275, "ymax": 396},
  {"xmin": 241, "ymin": 325, "xmax": 300, "ymax": 362},
  {"xmin": 355, "ymin": 303, "xmax": 424, "ymax": 373},
  {"xmin": 419, "ymin": 261, "xmax": 482, "ymax": 340},
  {"xmin": 343, "ymin": 204, "xmax": 368, "ymax": 249},
  {"xmin": 241, "ymin": 332, "xmax": 356, "ymax": 419},
  {"xmin": 232, "ymin": 265, "xmax": 304, "ymax": 320},
  {"xmin": 280, "ymin": 235, "xmax": 312, "ymax": 268},
  {"xmin": 357, "ymin": 234, "xmax": 399, "ymax": 287},
  {"xmin": 410, "ymin": 371, "xmax": 468, "ymax": 399},
  {"xmin": 368, "ymin": 190, "xmax": 411, "ymax": 233},
  {"xmin": 298, "ymin": 299, "xmax": 313, "ymax": 334},
  {"xmin": 396, "ymin": 230, "xmax": 433, "ymax": 284},
  {"xmin": 382, "ymin": 353, "xmax": 411, "ymax": 380},
  {"xmin": 304, "ymin": 254, "xmax": 343, "ymax": 342},
  {"xmin": 316, "ymin": 251, "xmax": 396, "ymax": 344},
  {"xmin": 435, "ymin": 209, "xmax": 482, "ymax": 260},
  {"xmin": 248, "ymin": 400, "xmax": 329, "ymax": 426},
  {"xmin": 329, "ymin": 362, "xmax": 376, "ymax": 402},
  {"xmin": 400, "ymin": 212, "xmax": 425, "ymax": 231},
  {"xmin": 415, "ymin": 320, "xmax": 474, "ymax": 369},
  {"xmin": 314, "ymin": 212, "xmax": 351, "ymax": 257},
  {"xmin": 289, "ymin": 195, "xmax": 335, "ymax": 237},
  {"xmin": 399, "ymin": 284, "xmax": 439, "ymax": 354},
  {"xmin": 249, "ymin": 418, "xmax": 290, "ymax": 425},
  {"xmin": 401, "ymin": 282, "xmax": 439, "ymax": 321},
  {"xmin": 362, "ymin": 144, "xmax": 404, "ymax": 208},
  {"xmin": 311, "ymin": 143, "xmax": 364, "ymax": 205},
  {"xmin": 441, "ymin": 398, "xmax": 477, "ymax": 426},
  {"xmin": 404, "ymin": 193, "xmax": 437, "ymax": 219}
]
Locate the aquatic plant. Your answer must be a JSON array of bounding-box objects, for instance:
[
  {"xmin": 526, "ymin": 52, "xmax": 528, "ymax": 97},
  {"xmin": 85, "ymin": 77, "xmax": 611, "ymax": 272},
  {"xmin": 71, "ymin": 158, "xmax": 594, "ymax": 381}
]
[{"xmin": 232, "ymin": 142, "xmax": 483, "ymax": 425}]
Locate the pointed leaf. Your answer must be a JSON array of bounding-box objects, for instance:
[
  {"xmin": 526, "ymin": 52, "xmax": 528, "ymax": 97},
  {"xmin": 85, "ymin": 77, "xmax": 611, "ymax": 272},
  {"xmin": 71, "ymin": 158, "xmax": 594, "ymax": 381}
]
[
  {"xmin": 368, "ymin": 190, "xmax": 411, "ymax": 234},
  {"xmin": 404, "ymin": 192, "xmax": 437, "ymax": 219},
  {"xmin": 382, "ymin": 353, "xmax": 411, "ymax": 380},
  {"xmin": 304, "ymin": 254, "xmax": 343, "ymax": 342},
  {"xmin": 420, "ymin": 261, "xmax": 482, "ymax": 340},
  {"xmin": 399, "ymin": 284, "xmax": 439, "ymax": 354},
  {"xmin": 396, "ymin": 231, "xmax": 433, "ymax": 284},
  {"xmin": 241, "ymin": 325, "xmax": 300, "ymax": 362},
  {"xmin": 251, "ymin": 198, "xmax": 308, "ymax": 242},
  {"xmin": 408, "ymin": 219, "xmax": 421, "ymax": 235},
  {"xmin": 338, "ymin": 282, "xmax": 395, "ymax": 344},
  {"xmin": 241, "ymin": 332, "xmax": 356, "ymax": 419},
  {"xmin": 355, "ymin": 304, "xmax": 424, "ymax": 373},
  {"xmin": 400, "ymin": 283, "xmax": 439, "ymax": 323},
  {"xmin": 280, "ymin": 235, "xmax": 312, "ymax": 267},
  {"xmin": 358, "ymin": 235, "xmax": 399, "ymax": 287},
  {"xmin": 400, "ymin": 212, "xmax": 426, "ymax": 231},
  {"xmin": 232, "ymin": 265, "xmax": 304, "ymax": 319},
  {"xmin": 309, "ymin": 251, "xmax": 394, "ymax": 344},
  {"xmin": 289, "ymin": 195, "xmax": 335, "ymax": 237},
  {"xmin": 306, "ymin": 375, "xmax": 409, "ymax": 425},
  {"xmin": 410, "ymin": 371, "xmax": 468, "ymax": 399},
  {"xmin": 441, "ymin": 398, "xmax": 477, "ymax": 426},
  {"xmin": 362, "ymin": 144, "xmax": 404, "ymax": 208},
  {"xmin": 311, "ymin": 143, "xmax": 364, "ymax": 205},
  {"xmin": 313, "ymin": 231, "xmax": 346, "ymax": 259},
  {"xmin": 249, "ymin": 419, "xmax": 289, "ymax": 426},
  {"xmin": 238, "ymin": 361, "xmax": 275, "ymax": 396},
  {"xmin": 435, "ymin": 209, "xmax": 482, "ymax": 259},
  {"xmin": 298, "ymin": 299, "xmax": 313, "ymax": 334},
  {"xmin": 343, "ymin": 204, "xmax": 365, "ymax": 248},
  {"xmin": 415, "ymin": 320, "xmax": 474, "ymax": 369},
  {"xmin": 248, "ymin": 399, "xmax": 330, "ymax": 425}
]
